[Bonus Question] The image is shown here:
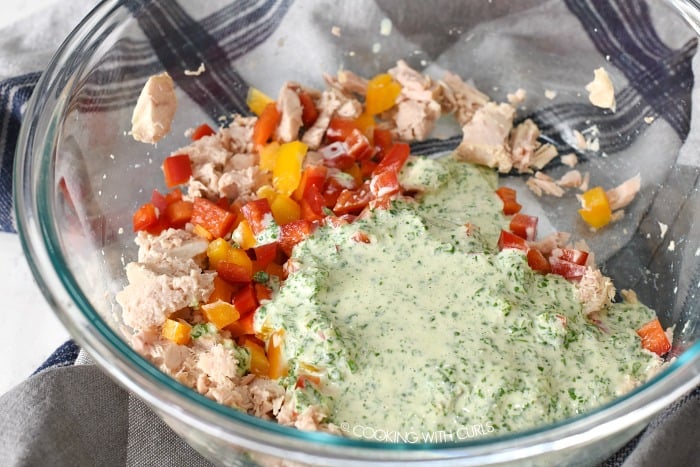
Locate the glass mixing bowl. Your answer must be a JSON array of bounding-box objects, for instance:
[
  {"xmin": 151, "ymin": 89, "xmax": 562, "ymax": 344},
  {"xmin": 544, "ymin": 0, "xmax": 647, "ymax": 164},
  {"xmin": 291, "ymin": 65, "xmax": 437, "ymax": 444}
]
[{"xmin": 14, "ymin": 0, "xmax": 700, "ymax": 465}]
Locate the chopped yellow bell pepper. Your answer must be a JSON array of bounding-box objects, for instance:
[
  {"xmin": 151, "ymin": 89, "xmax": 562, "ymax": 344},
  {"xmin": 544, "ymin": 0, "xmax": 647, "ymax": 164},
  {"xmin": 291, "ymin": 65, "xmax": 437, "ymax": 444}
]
[
  {"xmin": 365, "ymin": 73, "xmax": 401, "ymax": 115},
  {"xmin": 273, "ymin": 141, "xmax": 307, "ymax": 196},
  {"xmin": 240, "ymin": 337, "xmax": 270, "ymax": 377},
  {"xmin": 201, "ymin": 300, "xmax": 240, "ymax": 329},
  {"xmin": 266, "ymin": 329, "xmax": 288, "ymax": 379},
  {"xmin": 256, "ymin": 184, "xmax": 277, "ymax": 201},
  {"xmin": 354, "ymin": 111, "xmax": 376, "ymax": 134},
  {"xmin": 258, "ymin": 142, "xmax": 280, "ymax": 172},
  {"xmin": 161, "ymin": 318, "xmax": 192, "ymax": 345},
  {"xmin": 233, "ymin": 219, "xmax": 257, "ymax": 250},
  {"xmin": 270, "ymin": 195, "xmax": 301, "ymax": 225},
  {"xmin": 246, "ymin": 87, "xmax": 275, "ymax": 116},
  {"xmin": 207, "ymin": 238, "xmax": 253, "ymax": 274},
  {"xmin": 578, "ymin": 186, "xmax": 612, "ymax": 229}
]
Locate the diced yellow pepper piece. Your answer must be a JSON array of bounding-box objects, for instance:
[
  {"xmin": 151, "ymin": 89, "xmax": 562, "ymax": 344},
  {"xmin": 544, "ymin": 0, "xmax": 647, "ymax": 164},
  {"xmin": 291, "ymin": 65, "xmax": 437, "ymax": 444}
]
[
  {"xmin": 162, "ymin": 318, "xmax": 192, "ymax": 345},
  {"xmin": 233, "ymin": 219, "xmax": 257, "ymax": 250},
  {"xmin": 270, "ymin": 195, "xmax": 301, "ymax": 225},
  {"xmin": 273, "ymin": 141, "xmax": 307, "ymax": 196},
  {"xmin": 241, "ymin": 337, "xmax": 270, "ymax": 377},
  {"xmin": 246, "ymin": 87, "xmax": 275, "ymax": 117},
  {"xmin": 256, "ymin": 184, "xmax": 277, "ymax": 201},
  {"xmin": 207, "ymin": 238, "xmax": 254, "ymax": 274},
  {"xmin": 192, "ymin": 224, "xmax": 213, "ymax": 241},
  {"xmin": 354, "ymin": 111, "xmax": 376, "ymax": 135},
  {"xmin": 259, "ymin": 142, "xmax": 280, "ymax": 172},
  {"xmin": 365, "ymin": 73, "xmax": 402, "ymax": 115},
  {"xmin": 578, "ymin": 186, "xmax": 612, "ymax": 229},
  {"xmin": 201, "ymin": 300, "xmax": 240, "ymax": 329},
  {"xmin": 267, "ymin": 329, "xmax": 288, "ymax": 379}
]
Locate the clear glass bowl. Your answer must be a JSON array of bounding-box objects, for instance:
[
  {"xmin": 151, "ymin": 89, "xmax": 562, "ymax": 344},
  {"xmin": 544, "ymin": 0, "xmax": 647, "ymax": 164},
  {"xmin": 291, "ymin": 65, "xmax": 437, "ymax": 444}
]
[{"xmin": 14, "ymin": 0, "xmax": 700, "ymax": 465}]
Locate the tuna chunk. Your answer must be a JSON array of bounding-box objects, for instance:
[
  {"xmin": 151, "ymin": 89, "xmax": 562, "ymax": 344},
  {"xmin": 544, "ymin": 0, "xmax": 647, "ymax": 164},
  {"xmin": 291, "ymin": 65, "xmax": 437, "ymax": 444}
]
[
  {"xmin": 131, "ymin": 72, "xmax": 177, "ymax": 144},
  {"xmin": 606, "ymin": 174, "xmax": 641, "ymax": 211},
  {"xmin": 509, "ymin": 119, "xmax": 540, "ymax": 173},
  {"xmin": 302, "ymin": 88, "xmax": 346, "ymax": 149},
  {"xmin": 575, "ymin": 267, "xmax": 615, "ymax": 315},
  {"xmin": 324, "ymin": 70, "xmax": 368, "ymax": 96},
  {"xmin": 387, "ymin": 60, "xmax": 443, "ymax": 142},
  {"xmin": 455, "ymin": 102, "xmax": 515, "ymax": 173},
  {"xmin": 526, "ymin": 171, "xmax": 565, "ymax": 197},
  {"xmin": 586, "ymin": 67, "xmax": 616, "ymax": 112},
  {"xmin": 276, "ymin": 83, "xmax": 303, "ymax": 143},
  {"xmin": 557, "ymin": 170, "xmax": 584, "ymax": 188},
  {"xmin": 440, "ymin": 71, "xmax": 489, "ymax": 126}
]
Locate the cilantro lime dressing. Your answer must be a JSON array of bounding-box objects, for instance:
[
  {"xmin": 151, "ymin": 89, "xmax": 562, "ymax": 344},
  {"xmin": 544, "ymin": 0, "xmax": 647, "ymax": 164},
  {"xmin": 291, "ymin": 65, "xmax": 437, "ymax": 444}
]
[{"xmin": 255, "ymin": 154, "xmax": 661, "ymax": 437}]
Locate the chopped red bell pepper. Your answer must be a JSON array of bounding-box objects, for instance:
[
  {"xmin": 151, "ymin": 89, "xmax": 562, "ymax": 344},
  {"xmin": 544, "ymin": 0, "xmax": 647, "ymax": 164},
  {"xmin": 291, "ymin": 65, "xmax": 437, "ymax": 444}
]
[
  {"xmin": 226, "ymin": 311, "xmax": 256, "ymax": 337},
  {"xmin": 254, "ymin": 283, "xmax": 273, "ymax": 302},
  {"xmin": 191, "ymin": 197, "xmax": 236, "ymax": 239},
  {"xmin": 326, "ymin": 117, "xmax": 360, "ymax": 143},
  {"xmin": 253, "ymin": 242, "xmax": 279, "ymax": 268},
  {"xmin": 319, "ymin": 142, "xmax": 354, "ymax": 170},
  {"xmin": 549, "ymin": 257, "xmax": 587, "ymax": 280},
  {"xmin": 298, "ymin": 91, "xmax": 319, "ymax": 128},
  {"xmin": 300, "ymin": 184, "xmax": 326, "ymax": 222},
  {"xmin": 294, "ymin": 165, "xmax": 328, "ymax": 201},
  {"xmin": 527, "ymin": 248, "xmax": 551, "ymax": 273},
  {"xmin": 252, "ymin": 102, "xmax": 281, "ymax": 147},
  {"xmin": 551, "ymin": 248, "xmax": 589, "ymax": 266},
  {"xmin": 216, "ymin": 261, "xmax": 253, "ymax": 284},
  {"xmin": 345, "ymin": 129, "xmax": 375, "ymax": 161},
  {"xmin": 497, "ymin": 229, "xmax": 529, "ymax": 252},
  {"xmin": 192, "ymin": 123, "xmax": 216, "ymax": 140},
  {"xmin": 373, "ymin": 142, "xmax": 410, "ymax": 175},
  {"xmin": 373, "ymin": 127, "xmax": 393, "ymax": 158},
  {"xmin": 495, "ymin": 186, "xmax": 522, "ymax": 215},
  {"xmin": 164, "ymin": 200, "xmax": 194, "ymax": 228},
  {"xmin": 636, "ymin": 318, "xmax": 671, "ymax": 356},
  {"xmin": 333, "ymin": 181, "xmax": 373, "ymax": 215},
  {"xmin": 165, "ymin": 188, "xmax": 183, "ymax": 205},
  {"xmin": 279, "ymin": 219, "xmax": 315, "ymax": 255},
  {"xmin": 151, "ymin": 189, "xmax": 168, "ymax": 212},
  {"xmin": 509, "ymin": 213, "xmax": 538, "ymax": 241},
  {"xmin": 133, "ymin": 202, "xmax": 159, "ymax": 232},
  {"xmin": 370, "ymin": 170, "xmax": 400, "ymax": 198},
  {"xmin": 233, "ymin": 283, "xmax": 259, "ymax": 315},
  {"xmin": 163, "ymin": 154, "xmax": 192, "ymax": 188},
  {"xmin": 240, "ymin": 198, "xmax": 274, "ymax": 235}
]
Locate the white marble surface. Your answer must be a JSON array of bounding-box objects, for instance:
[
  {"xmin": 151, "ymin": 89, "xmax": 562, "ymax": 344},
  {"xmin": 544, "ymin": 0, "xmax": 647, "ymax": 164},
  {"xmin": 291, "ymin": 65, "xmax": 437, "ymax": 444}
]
[{"xmin": 0, "ymin": 232, "xmax": 69, "ymax": 395}]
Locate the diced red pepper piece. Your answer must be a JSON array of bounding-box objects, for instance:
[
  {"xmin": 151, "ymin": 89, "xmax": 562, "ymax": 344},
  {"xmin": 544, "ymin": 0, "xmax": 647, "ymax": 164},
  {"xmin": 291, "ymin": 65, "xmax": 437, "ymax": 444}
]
[
  {"xmin": 163, "ymin": 154, "xmax": 192, "ymax": 188},
  {"xmin": 497, "ymin": 229, "xmax": 529, "ymax": 252},
  {"xmin": 146, "ymin": 214, "xmax": 170, "ymax": 236},
  {"xmin": 240, "ymin": 198, "xmax": 274, "ymax": 236},
  {"xmin": 216, "ymin": 261, "xmax": 253, "ymax": 284},
  {"xmin": 333, "ymin": 181, "xmax": 373, "ymax": 215},
  {"xmin": 373, "ymin": 142, "xmax": 410, "ymax": 175},
  {"xmin": 298, "ymin": 91, "xmax": 319, "ymax": 128},
  {"xmin": 164, "ymin": 200, "xmax": 194, "ymax": 228},
  {"xmin": 359, "ymin": 159, "xmax": 378, "ymax": 178},
  {"xmin": 319, "ymin": 142, "xmax": 354, "ymax": 170},
  {"xmin": 510, "ymin": 213, "xmax": 538, "ymax": 241},
  {"xmin": 254, "ymin": 242, "xmax": 279, "ymax": 268},
  {"xmin": 279, "ymin": 219, "xmax": 315, "ymax": 256},
  {"xmin": 326, "ymin": 117, "xmax": 360, "ymax": 143},
  {"xmin": 300, "ymin": 184, "xmax": 326, "ymax": 222},
  {"xmin": 226, "ymin": 311, "xmax": 256, "ymax": 337},
  {"xmin": 133, "ymin": 203, "xmax": 158, "ymax": 232},
  {"xmin": 192, "ymin": 123, "xmax": 216, "ymax": 140},
  {"xmin": 551, "ymin": 248, "xmax": 589, "ymax": 266},
  {"xmin": 373, "ymin": 127, "xmax": 393, "ymax": 158},
  {"xmin": 549, "ymin": 257, "xmax": 587, "ymax": 281},
  {"xmin": 294, "ymin": 165, "xmax": 328, "ymax": 201},
  {"xmin": 345, "ymin": 129, "xmax": 375, "ymax": 161},
  {"xmin": 495, "ymin": 186, "xmax": 522, "ymax": 215},
  {"xmin": 151, "ymin": 189, "xmax": 167, "ymax": 212},
  {"xmin": 252, "ymin": 102, "xmax": 281, "ymax": 147},
  {"xmin": 191, "ymin": 197, "xmax": 236, "ymax": 239},
  {"xmin": 165, "ymin": 188, "xmax": 183, "ymax": 205},
  {"xmin": 254, "ymin": 283, "xmax": 273, "ymax": 302},
  {"xmin": 527, "ymin": 248, "xmax": 551, "ymax": 273},
  {"xmin": 636, "ymin": 318, "xmax": 671, "ymax": 356},
  {"xmin": 322, "ymin": 177, "xmax": 346, "ymax": 208},
  {"xmin": 233, "ymin": 283, "xmax": 259, "ymax": 316},
  {"xmin": 369, "ymin": 170, "xmax": 400, "ymax": 198}
]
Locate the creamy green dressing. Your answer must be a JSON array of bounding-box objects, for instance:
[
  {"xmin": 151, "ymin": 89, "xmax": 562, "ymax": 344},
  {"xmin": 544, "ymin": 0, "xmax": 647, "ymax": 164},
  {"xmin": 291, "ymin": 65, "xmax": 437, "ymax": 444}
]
[{"xmin": 255, "ymin": 154, "xmax": 660, "ymax": 438}]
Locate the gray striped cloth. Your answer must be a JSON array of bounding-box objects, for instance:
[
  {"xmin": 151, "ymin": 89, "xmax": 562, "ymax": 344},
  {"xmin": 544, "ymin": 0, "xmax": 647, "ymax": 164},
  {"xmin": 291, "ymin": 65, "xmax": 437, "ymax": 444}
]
[{"xmin": 1, "ymin": 0, "xmax": 698, "ymax": 465}]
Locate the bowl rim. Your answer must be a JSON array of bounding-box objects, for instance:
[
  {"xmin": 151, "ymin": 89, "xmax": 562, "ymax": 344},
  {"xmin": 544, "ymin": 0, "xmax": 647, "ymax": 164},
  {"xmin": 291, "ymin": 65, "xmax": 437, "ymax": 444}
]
[{"xmin": 13, "ymin": 0, "xmax": 700, "ymax": 464}]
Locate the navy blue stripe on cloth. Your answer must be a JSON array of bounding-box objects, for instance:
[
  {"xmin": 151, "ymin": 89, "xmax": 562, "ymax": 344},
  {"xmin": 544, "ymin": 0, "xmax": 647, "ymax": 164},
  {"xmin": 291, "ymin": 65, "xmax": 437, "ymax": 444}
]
[
  {"xmin": 0, "ymin": 72, "xmax": 41, "ymax": 233},
  {"xmin": 32, "ymin": 340, "xmax": 80, "ymax": 375},
  {"xmin": 100, "ymin": 0, "xmax": 294, "ymax": 119},
  {"xmin": 563, "ymin": 0, "xmax": 695, "ymax": 140}
]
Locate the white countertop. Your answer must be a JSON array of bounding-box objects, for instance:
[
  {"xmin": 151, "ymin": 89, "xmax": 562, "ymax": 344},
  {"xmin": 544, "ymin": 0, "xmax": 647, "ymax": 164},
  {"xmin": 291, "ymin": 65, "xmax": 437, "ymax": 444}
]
[{"xmin": 0, "ymin": 232, "xmax": 69, "ymax": 394}]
